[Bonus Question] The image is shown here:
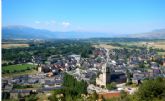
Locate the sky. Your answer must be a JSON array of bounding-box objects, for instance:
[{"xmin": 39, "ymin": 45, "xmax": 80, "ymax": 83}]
[{"xmin": 2, "ymin": 0, "xmax": 165, "ymax": 34}]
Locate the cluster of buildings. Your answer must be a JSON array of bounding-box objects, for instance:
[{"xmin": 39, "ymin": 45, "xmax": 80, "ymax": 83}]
[
  {"xmin": 2, "ymin": 73, "xmax": 63, "ymax": 99},
  {"xmin": 2, "ymin": 46, "xmax": 165, "ymax": 100},
  {"xmin": 95, "ymin": 47, "xmax": 165, "ymax": 88}
]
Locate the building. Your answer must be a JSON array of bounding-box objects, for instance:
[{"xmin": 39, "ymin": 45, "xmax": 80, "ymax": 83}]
[
  {"xmin": 109, "ymin": 72, "xmax": 127, "ymax": 84},
  {"xmin": 96, "ymin": 63, "xmax": 126, "ymax": 87},
  {"xmin": 98, "ymin": 92, "xmax": 120, "ymax": 100},
  {"xmin": 68, "ymin": 54, "xmax": 81, "ymax": 63},
  {"xmin": 38, "ymin": 66, "xmax": 42, "ymax": 72},
  {"xmin": 96, "ymin": 63, "xmax": 110, "ymax": 87}
]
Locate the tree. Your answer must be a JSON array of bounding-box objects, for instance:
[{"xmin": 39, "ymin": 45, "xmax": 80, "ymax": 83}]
[
  {"xmin": 49, "ymin": 73, "xmax": 88, "ymax": 101},
  {"xmin": 87, "ymin": 91, "xmax": 98, "ymax": 101},
  {"xmin": 2, "ymin": 63, "xmax": 7, "ymax": 66},
  {"xmin": 139, "ymin": 62, "xmax": 145, "ymax": 68},
  {"xmin": 8, "ymin": 62, "xmax": 13, "ymax": 65},
  {"xmin": 27, "ymin": 67, "xmax": 31, "ymax": 70},
  {"xmin": 135, "ymin": 77, "xmax": 165, "ymax": 101},
  {"xmin": 101, "ymin": 95, "xmax": 106, "ymax": 101},
  {"xmin": 106, "ymin": 82, "xmax": 117, "ymax": 90},
  {"xmin": 92, "ymin": 91, "xmax": 98, "ymax": 100},
  {"xmin": 126, "ymin": 69, "xmax": 132, "ymax": 85},
  {"xmin": 120, "ymin": 90, "xmax": 127, "ymax": 99},
  {"xmin": 2, "ymin": 92, "xmax": 10, "ymax": 99},
  {"xmin": 66, "ymin": 95, "xmax": 73, "ymax": 101},
  {"xmin": 25, "ymin": 94, "xmax": 38, "ymax": 101}
]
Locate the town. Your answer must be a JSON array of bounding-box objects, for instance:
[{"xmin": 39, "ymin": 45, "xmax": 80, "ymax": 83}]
[
  {"xmin": 2, "ymin": 0, "xmax": 165, "ymax": 101},
  {"xmin": 2, "ymin": 39, "xmax": 165, "ymax": 101}
]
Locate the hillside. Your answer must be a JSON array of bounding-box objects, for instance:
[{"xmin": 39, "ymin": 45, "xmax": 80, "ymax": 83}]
[
  {"xmin": 3, "ymin": 26, "xmax": 165, "ymax": 39},
  {"xmin": 128, "ymin": 29, "xmax": 165, "ymax": 39},
  {"xmin": 2, "ymin": 26, "xmax": 114, "ymax": 39}
]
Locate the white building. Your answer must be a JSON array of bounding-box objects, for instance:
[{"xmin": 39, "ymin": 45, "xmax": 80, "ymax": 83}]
[{"xmin": 69, "ymin": 54, "xmax": 81, "ymax": 63}]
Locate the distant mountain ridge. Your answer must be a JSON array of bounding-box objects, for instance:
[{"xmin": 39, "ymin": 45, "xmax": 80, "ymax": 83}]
[
  {"xmin": 128, "ymin": 29, "xmax": 165, "ymax": 39},
  {"xmin": 2, "ymin": 25, "xmax": 165, "ymax": 39},
  {"xmin": 2, "ymin": 26, "xmax": 55, "ymax": 39},
  {"xmin": 2, "ymin": 26, "xmax": 116, "ymax": 39}
]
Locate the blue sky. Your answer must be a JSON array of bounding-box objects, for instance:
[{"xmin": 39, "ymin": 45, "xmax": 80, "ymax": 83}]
[{"xmin": 2, "ymin": 0, "xmax": 165, "ymax": 34}]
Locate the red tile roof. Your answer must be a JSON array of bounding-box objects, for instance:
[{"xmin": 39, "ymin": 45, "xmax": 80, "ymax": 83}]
[{"xmin": 98, "ymin": 92, "xmax": 120, "ymax": 99}]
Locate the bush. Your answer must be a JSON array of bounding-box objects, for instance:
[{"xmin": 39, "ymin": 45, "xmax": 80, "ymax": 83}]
[
  {"xmin": 106, "ymin": 82, "xmax": 117, "ymax": 90},
  {"xmin": 2, "ymin": 92, "xmax": 10, "ymax": 99}
]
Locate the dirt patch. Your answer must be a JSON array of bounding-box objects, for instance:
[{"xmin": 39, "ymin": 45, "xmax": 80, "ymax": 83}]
[{"xmin": 2, "ymin": 44, "xmax": 29, "ymax": 49}]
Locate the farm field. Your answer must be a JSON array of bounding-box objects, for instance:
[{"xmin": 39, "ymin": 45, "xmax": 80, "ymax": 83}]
[
  {"xmin": 2, "ymin": 44, "xmax": 29, "ymax": 49},
  {"xmin": 124, "ymin": 41, "xmax": 165, "ymax": 50},
  {"xmin": 93, "ymin": 43, "xmax": 121, "ymax": 49},
  {"xmin": 149, "ymin": 42, "xmax": 165, "ymax": 50}
]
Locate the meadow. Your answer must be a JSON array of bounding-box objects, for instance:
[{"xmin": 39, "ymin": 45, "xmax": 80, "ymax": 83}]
[{"xmin": 2, "ymin": 64, "xmax": 35, "ymax": 73}]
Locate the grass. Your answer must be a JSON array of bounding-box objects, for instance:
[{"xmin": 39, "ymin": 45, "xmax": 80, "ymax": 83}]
[
  {"xmin": 37, "ymin": 92, "xmax": 51, "ymax": 101},
  {"xmin": 2, "ymin": 64, "xmax": 35, "ymax": 72},
  {"xmin": 124, "ymin": 41, "xmax": 165, "ymax": 50},
  {"xmin": 2, "ymin": 64, "xmax": 38, "ymax": 77},
  {"xmin": 2, "ymin": 70, "xmax": 38, "ymax": 78}
]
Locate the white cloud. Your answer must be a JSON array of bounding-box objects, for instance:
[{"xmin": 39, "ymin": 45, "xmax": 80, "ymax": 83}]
[
  {"xmin": 45, "ymin": 20, "xmax": 56, "ymax": 25},
  {"xmin": 35, "ymin": 20, "xmax": 56, "ymax": 25},
  {"xmin": 61, "ymin": 21, "xmax": 71, "ymax": 27},
  {"xmin": 33, "ymin": 20, "xmax": 73, "ymax": 31}
]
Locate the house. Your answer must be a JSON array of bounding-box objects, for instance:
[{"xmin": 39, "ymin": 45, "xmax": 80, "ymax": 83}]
[
  {"xmin": 28, "ymin": 78, "xmax": 39, "ymax": 84},
  {"xmin": 42, "ymin": 65, "xmax": 51, "ymax": 73},
  {"xmin": 68, "ymin": 54, "xmax": 81, "ymax": 63},
  {"xmin": 150, "ymin": 62, "xmax": 159, "ymax": 69},
  {"xmin": 55, "ymin": 74, "xmax": 63, "ymax": 80},
  {"xmin": 2, "ymin": 79, "xmax": 8, "ymax": 89},
  {"xmin": 109, "ymin": 72, "xmax": 127, "ymax": 84},
  {"xmin": 38, "ymin": 87, "xmax": 62, "ymax": 93},
  {"xmin": 44, "ymin": 80, "xmax": 62, "ymax": 88},
  {"xmin": 3, "ymin": 84, "xmax": 13, "ymax": 92},
  {"xmin": 153, "ymin": 69, "xmax": 161, "ymax": 75},
  {"xmin": 10, "ymin": 89, "xmax": 32, "ymax": 99},
  {"xmin": 163, "ymin": 61, "xmax": 165, "ymax": 67},
  {"xmin": 98, "ymin": 92, "xmax": 120, "ymax": 100}
]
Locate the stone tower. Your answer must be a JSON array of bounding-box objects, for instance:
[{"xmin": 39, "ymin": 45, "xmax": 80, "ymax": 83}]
[
  {"xmin": 102, "ymin": 63, "xmax": 107, "ymax": 86},
  {"xmin": 96, "ymin": 48, "xmax": 111, "ymax": 87}
]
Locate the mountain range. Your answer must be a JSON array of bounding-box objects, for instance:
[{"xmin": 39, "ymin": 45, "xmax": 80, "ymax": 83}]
[
  {"xmin": 2, "ymin": 26, "xmax": 165, "ymax": 39},
  {"xmin": 127, "ymin": 29, "xmax": 165, "ymax": 39},
  {"xmin": 2, "ymin": 26, "xmax": 115, "ymax": 39}
]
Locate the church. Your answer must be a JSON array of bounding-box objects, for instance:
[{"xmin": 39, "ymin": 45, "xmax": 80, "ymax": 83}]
[{"xmin": 96, "ymin": 63, "xmax": 126, "ymax": 87}]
